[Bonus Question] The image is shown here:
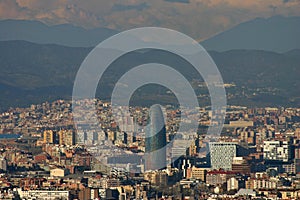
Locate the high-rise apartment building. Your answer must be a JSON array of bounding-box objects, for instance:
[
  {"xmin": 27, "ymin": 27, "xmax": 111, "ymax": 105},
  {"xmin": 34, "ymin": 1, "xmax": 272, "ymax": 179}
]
[
  {"xmin": 263, "ymin": 140, "xmax": 291, "ymax": 162},
  {"xmin": 43, "ymin": 130, "xmax": 56, "ymax": 144},
  {"xmin": 0, "ymin": 156, "xmax": 7, "ymax": 172},
  {"xmin": 58, "ymin": 130, "xmax": 75, "ymax": 146}
]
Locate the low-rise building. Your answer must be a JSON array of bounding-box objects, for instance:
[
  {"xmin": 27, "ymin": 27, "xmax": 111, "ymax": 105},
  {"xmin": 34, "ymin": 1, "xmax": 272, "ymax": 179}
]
[
  {"xmin": 206, "ymin": 170, "xmax": 236, "ymax": 186},
  {"xmin": 17, "ymin": 189, "xmax": 70, "ymax": 200},
  {"xmin": 50, "ymin": 168, "xmax": 69, "ymax": 177}
]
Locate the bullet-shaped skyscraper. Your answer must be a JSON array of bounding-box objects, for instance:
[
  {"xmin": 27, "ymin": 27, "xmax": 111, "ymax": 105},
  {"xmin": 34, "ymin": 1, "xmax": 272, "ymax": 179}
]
[{"xmin": 145, "ymin": 105, "xmax": 167, "ymax": 171}]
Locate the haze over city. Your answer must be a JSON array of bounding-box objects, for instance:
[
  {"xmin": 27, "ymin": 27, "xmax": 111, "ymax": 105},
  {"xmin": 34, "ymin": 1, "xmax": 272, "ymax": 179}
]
[{"xmin": 0, "ymin": 0, "xmax": 299, "ymax": 199}]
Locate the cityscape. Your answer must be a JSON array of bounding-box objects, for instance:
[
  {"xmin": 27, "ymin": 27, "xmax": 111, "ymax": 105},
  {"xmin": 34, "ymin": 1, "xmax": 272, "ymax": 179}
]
[
  {"xmin": 0, "ymin": 0, "xmax": 300, "ymax": 199},
  {"xmin": 0, "ymin": 99, "xmax": 299, "ymax": 199}
]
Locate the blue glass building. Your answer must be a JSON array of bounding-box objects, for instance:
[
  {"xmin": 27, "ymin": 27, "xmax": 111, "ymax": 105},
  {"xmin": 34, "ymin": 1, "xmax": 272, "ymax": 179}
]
[{"xmin": 145, "ymin": 104, "xmax": 167, "ymax": 171}]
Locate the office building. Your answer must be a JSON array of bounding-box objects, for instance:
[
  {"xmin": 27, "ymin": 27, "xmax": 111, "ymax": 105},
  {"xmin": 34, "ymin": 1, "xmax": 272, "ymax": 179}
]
[
  {"xmin": 209, "ymin": 142, "xmax": 238, "ymax": 170},
  {"xmin": 145, "ymin": 105, "xmax": 167, "ymax": 171}
]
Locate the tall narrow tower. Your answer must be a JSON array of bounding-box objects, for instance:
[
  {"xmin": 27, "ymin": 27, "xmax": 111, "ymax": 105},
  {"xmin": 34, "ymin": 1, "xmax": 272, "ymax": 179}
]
[{"xmin": 145, "ymin": 104, "xmax": 167, "ymax": 171}]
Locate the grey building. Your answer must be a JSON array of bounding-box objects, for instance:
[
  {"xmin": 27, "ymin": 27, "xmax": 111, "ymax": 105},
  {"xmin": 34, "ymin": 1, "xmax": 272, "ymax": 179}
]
[{"xmin": 209, "ymin": 142, "xmax": 238, "ymax": 170}]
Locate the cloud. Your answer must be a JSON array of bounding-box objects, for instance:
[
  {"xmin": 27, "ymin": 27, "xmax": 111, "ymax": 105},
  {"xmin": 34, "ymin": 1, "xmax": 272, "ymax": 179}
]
[
  {"xmin": 16, "ymin": 0, "xmax": 68, "ymax": 10},
  {"xmin": 282, "ymin": 0, "xmax": 300, "ymax": 2},
  {"xmin": 0, "ymin": 0, "xmax": 29, "ymax": 19},
  {"xmin": 0, "ymin": 0, "xmax": 300, "ymax": 40},
  {"xmin": 112, "ymin": 3, "xmax": 149, "ymax": 11},
  {"xmin": 164, "ymin": 0, "xmax": 190, "ymax": 4}
]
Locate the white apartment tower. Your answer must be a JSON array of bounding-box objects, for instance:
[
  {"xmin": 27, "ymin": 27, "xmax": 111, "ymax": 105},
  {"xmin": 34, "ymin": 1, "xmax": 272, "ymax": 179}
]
[{"xmin": 263, "ymin": 140, "xmax": 291, "ymax": 162}]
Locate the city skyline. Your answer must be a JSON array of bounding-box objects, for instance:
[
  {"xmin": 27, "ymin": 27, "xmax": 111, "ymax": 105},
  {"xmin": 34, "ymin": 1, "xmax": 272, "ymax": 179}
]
[{"xmin": 0, "ymin": 0, "xmax": 299, "ymax": 199}]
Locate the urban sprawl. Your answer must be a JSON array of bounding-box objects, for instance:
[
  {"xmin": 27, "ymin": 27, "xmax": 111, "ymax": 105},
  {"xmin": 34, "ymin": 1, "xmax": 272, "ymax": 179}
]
[{"xmin": 0, "ymin": 99, "xmax": 300, "ymax": 199}]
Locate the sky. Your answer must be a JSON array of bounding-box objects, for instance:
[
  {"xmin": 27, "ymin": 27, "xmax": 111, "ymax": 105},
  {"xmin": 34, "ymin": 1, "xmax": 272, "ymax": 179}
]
[{"xmin": 0, "ymin": 0, "xmax": 300, "ymax": 40}]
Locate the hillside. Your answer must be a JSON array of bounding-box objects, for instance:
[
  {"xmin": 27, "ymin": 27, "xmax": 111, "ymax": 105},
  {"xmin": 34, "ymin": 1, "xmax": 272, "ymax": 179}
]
[
  {"xmin": 201, "ymin": 16, "xmax": 300, "ymax": 52},
  {"xmin": 0, "ymin": 41, "xmax": 299, "ymax": 110},
  {"xmin": 1, "ymin": 17, "xmax": 300, "ymax": 52},
  {"xmin": 0, "ymin": 19, "xmax": 117, "ymax": 47}
]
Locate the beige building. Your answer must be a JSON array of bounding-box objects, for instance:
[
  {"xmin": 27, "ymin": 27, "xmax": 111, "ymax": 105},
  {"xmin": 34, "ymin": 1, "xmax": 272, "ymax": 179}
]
[
  {"xmin": 107, "ymin": 131, "xmax": 116, "ymax": 141},
  {"xmin": 206, "ymin": 170, "xmax": 236, "ymax": 186},
  {"xmin": 99, "ymin": 178, "xmax": 120, "ymax": 189},
  {"xmin": 58, "ymin": 130, "xmax": 75, "ymax": 146},
  {"xmin": 17, "ymin": 189, "xmax": 69, "ymax": 200},
  {"xmin": 229, "ymin": 121, "xmax": 254, "ymax": 127},
  {"xmin": 50, "ymin": 168, "xmax": 68, "ymax": 177},
  {"xmin": 188, "ymin": 144, "xmax": 197, "ymax": 156},
  {"xmin": 295, "ymin": 128, "xmax": 300, "ymax": 140},
  {"xmin": 0, "ymin": 156, "xmax": 7, "ymax": 172},
  {"xmin": 190, "ymin": 166, "xmax": 207, "ymax": 182},
  {"xmin": 227, "ymin": 177, "xmax": 239, "ymax": 191},
  {"xmin": 246, "ymin": 177, "xmax": 277, "ymax": 190},
  {"xmin": 144, "ymin": 170, "xmax": 167, "ymax": 187},
  {"xmin": 43, "ymin": 130, "xmax": 55, "ymax": 144},
  {"xmin": 280, "ymin": 189, "xmax": 300, "ymax": 199}
]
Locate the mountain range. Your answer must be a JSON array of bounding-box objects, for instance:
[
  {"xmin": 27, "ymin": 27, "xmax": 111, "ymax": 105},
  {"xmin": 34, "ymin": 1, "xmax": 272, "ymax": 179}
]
[
  {"xmin": 201, "ymin": 16, "xmax": 300, "ymax": 53},
  {"xmin": 0, "ymin": 16, "xmax": 300, "ymax": 52},
  {"xmin": 0, "ymin": 19, "xmax": 118, "ymax": 48},
  {"xmin": 0, "ymin": 40, "xmax": 299, "ymax": 110},
  {"xmin": 0, "ymin": 16, "xmax": 299, "ymax": 110}
]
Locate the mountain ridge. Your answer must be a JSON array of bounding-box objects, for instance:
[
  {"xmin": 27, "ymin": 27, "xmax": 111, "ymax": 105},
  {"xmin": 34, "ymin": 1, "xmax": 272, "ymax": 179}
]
[
  {"xmin": 201, "ymin": 15, "xmax": 300, "ymax": 53},
  {"xmin": 0, "ymin": 40, "xmax": 299, "ymax": 110},
  {"xmin": 0, "ymin": 19, "xmax": 118, "ymax": 48},
  {"xmin": 0, "ymin": 16, "xmax": 300, "ymax": 52}
]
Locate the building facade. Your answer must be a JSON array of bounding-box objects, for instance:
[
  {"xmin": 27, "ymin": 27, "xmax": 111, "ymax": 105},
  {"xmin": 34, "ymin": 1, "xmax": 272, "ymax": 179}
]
[
  {"xmin": 209, "ymin": 142, "xmax": 238, "ymax": 170},
  {"xmin": 17, "ymin": 189, "xmax": 69, "ymax": 200},
  {"xmin": 58, "ymin": 130, "xmax": 75, "ymax": 146},
  {"xmin": 43, "ymin": 130, "xmax": 56, "ymax": 144},
  {"xmin": 263, "ymin": 140, "xmax": 291, "ymax": 162},
  {"xmin": 145, "ymin": 105, "xmax": 167, "ymax": 171}
]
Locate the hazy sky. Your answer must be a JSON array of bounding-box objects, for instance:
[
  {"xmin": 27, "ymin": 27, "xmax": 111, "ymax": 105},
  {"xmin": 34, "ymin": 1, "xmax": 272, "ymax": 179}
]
[{"xmin": 1, "ymin": 0, "xmax": 300, "ymax": 40}]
